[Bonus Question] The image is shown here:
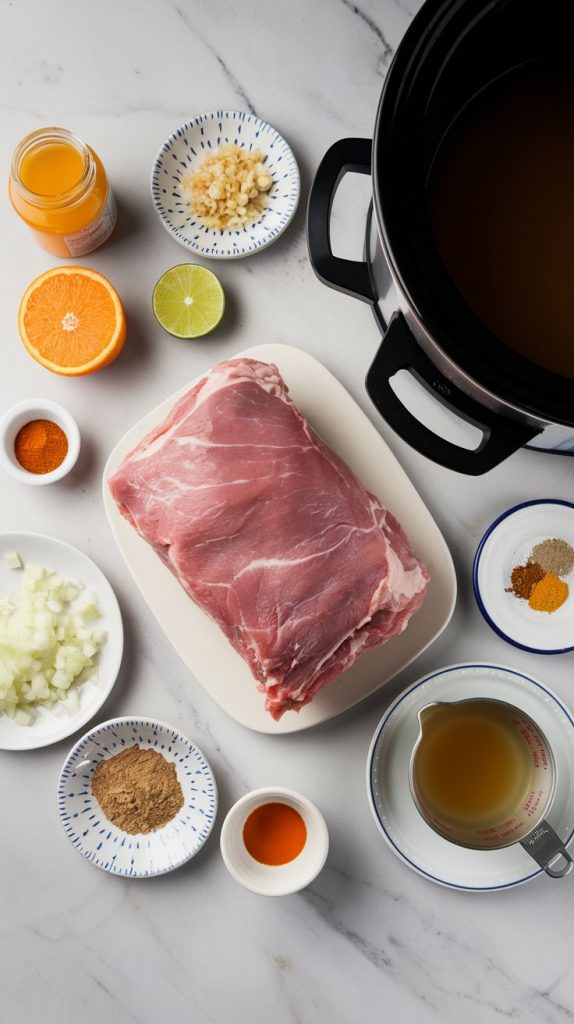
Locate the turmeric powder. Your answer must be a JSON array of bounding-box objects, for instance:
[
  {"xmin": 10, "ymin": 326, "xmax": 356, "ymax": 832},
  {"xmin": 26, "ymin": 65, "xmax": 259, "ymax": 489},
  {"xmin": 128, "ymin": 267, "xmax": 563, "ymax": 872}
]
[{"xmin": 528, "ymin": 572, "xmax": 568, "ymax": 613}]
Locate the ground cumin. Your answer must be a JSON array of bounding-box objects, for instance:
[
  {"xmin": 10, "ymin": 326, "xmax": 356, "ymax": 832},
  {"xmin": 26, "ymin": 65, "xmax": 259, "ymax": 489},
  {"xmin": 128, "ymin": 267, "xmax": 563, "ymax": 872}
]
[
  {"xmin": 91, "ymin": 745, "xmax": 184, "ymax": 834},
  {"xmin": 529, "ymin": 538, "xmax": 574, "ymax": 578},
  {"xmin": 14, "ymin": 419, "xmax": 68, "ymax": 474}
]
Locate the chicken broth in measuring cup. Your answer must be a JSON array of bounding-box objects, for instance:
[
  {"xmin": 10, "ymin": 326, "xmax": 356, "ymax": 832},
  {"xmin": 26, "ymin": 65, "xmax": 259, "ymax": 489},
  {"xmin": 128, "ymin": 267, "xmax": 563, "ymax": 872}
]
[
  {"xmin": 427, "ymin": 62, "xmax": 574, "ymax": 378},
  {"xmin": 410, "ymin": 698, "xmax": 557, "ymax": 850},
  {"xmin": 412, "ymin": 701, "xmax": 536, "ymax": 831}
]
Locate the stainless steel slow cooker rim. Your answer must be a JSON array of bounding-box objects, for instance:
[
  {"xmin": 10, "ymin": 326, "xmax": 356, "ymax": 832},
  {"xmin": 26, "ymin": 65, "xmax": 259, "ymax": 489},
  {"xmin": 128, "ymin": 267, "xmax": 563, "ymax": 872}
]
[{"xmin": 365, "ymin": 203, "xmax": 554, "ymax": 434}]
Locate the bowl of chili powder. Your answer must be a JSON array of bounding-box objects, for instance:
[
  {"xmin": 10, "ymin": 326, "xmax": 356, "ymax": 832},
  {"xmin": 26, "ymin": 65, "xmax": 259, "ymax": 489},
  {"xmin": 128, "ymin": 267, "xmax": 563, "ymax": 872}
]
[{"xmin": 0, "ymin": 398, "xmax": 80, "ymax": 485}]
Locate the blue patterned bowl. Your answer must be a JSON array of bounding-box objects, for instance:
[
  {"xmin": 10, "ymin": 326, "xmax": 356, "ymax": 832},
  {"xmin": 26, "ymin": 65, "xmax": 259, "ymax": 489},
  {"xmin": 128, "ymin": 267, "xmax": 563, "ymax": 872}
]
[
  {"xmin": 151, "ymin": 110, "xmax": 300, "ymax": 259},
  {"xmin": 58, "ymin": 717, "xmax": 217, "ymax": 877}
]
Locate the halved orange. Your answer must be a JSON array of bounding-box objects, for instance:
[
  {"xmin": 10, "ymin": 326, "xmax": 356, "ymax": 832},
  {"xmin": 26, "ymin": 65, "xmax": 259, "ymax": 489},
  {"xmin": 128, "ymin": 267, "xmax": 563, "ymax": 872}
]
[{"xmin": 18, "ymin": 266, "xmax": 126, "ymax": 376}]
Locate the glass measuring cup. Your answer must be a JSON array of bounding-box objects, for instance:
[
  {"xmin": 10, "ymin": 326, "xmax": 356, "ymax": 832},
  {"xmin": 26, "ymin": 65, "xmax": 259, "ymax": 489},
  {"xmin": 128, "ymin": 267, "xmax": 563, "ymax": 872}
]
[{"xmin": 410, "ymin": 698, "xmax": 573, "ymax": 878}]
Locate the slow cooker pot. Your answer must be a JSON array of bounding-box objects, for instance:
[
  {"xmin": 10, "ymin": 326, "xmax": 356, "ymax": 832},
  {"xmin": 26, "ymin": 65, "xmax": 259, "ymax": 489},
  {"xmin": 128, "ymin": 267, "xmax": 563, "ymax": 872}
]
[{"xmin": 307, "ymin": 0, "xmax": 574, "ymax": 475}]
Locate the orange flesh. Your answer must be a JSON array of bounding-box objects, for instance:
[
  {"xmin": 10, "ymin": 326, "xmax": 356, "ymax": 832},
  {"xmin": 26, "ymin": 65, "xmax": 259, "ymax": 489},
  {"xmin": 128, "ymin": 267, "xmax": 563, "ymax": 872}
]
[
  {"xmin": 19, "ymin": 142, "xmax": 85, "ymax": 195},
  {"xmin": 18, "ymin": 267, "xmax": 126, "ymax": 375},
  {"xmin": 243, "ymin": 802, "xmax": 307, "ymax": 866}
]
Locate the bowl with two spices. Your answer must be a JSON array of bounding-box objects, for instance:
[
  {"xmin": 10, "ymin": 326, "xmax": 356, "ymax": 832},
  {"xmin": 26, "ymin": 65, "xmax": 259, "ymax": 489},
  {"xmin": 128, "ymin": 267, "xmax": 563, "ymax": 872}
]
[
  {"xmin": 474, "ymin": 500, "xmax": 574, "ymax": 653},
  {"xmin": 58, "ymin": 717, "xmax": 217, "ymax": 877}
]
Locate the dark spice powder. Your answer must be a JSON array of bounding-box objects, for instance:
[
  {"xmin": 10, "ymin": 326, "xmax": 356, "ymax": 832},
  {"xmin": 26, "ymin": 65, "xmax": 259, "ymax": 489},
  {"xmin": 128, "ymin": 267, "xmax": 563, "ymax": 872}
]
[{"xmin": 506, "ymin": 561, "xmax": 545, "ymax": 600}]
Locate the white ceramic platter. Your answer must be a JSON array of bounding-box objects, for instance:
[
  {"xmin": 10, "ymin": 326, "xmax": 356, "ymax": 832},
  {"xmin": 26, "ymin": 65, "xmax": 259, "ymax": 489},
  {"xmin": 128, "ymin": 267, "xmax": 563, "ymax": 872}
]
[
  {"xmin": 58, "ymin": 717, "xmax": 217, "ymax": 877},
  {"xmin": 367, "ymin": 663, "xmax": 574, "ymax": 891},
  {"xmin": 103, "ymin": 344, "xmax": 456, "ymax": 734},
  {"xmin": 0, "ymin": 533, "xmax": 123, "ymax": 750},
  {"xmin": 151, "ymin": 110, "xmax": 300, "ymax": 259},
  {"xmin": 474, "ymin": 499, "xmax": 574, "ymax": 653}
]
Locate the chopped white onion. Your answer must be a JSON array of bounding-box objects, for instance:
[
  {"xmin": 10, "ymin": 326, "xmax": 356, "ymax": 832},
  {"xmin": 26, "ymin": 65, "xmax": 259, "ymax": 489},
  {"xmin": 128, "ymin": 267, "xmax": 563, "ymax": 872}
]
[
  {"xmin": 4, "ymin": 552, "xmax": 22, "ymax": 570},
  {"xmin": 0, "ymin": 564, "xmax": 106, "ymax": 725}
]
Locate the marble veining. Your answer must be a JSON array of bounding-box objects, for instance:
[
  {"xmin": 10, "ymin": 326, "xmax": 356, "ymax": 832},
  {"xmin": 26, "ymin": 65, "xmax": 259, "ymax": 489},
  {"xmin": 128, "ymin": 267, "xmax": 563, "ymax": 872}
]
[
  {"xmin": 1, "ymin": 0, "xmax": 574, "ymax": 1021},
  {"xmin": 340, "ymin": 0, "xmax": 395, "ymax": 68},
  {"xmin": 170, "ymin": 3, "xmax": 259, "ymax": 117}
]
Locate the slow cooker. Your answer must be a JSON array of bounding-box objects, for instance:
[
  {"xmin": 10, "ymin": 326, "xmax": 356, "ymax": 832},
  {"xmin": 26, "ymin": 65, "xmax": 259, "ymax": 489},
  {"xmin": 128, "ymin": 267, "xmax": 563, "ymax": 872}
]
[{"xmin": 307, "ymin": 0, "xmax": 574, "ymax": 475}]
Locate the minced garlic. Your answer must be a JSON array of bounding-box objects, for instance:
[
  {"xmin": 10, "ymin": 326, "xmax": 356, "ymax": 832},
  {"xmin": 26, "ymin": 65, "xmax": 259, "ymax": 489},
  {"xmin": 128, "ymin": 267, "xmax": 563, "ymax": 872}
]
[{"xmin": 184, "ymin": 143, "xmax": 273, "ymax": 231}]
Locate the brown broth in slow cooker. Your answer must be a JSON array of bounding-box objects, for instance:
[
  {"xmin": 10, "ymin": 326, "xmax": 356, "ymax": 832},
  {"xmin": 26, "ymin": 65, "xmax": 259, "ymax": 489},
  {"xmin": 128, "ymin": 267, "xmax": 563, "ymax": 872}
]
[{"xmin": 427, "ymin": 63, "xmax": 574, "ymax": 378}]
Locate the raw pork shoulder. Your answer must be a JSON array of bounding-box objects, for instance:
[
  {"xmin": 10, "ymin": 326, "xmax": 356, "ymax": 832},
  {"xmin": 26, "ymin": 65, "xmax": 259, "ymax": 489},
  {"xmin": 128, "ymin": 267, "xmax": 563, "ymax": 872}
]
[{"xmin": 109, "ymin": 358, "xmax": 429, "ymax": 718}]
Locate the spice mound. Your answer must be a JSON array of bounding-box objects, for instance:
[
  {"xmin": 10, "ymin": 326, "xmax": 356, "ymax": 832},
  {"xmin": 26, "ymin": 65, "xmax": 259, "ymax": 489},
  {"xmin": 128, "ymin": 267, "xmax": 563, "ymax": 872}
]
[
  {"xmin": 506, "ymin": 562, "xmax": 545, "ymax": 600},
  {"xmin": 528, "ymin": 572, "xmax": 568, "ymax": 614},
  {"xmin": 530, "ymin": 538, "xmax": 574, "ymax": 577},
  {"xmin": 92, "ymin": 745, "xmax": 184, "ymax": 834},
  {"xmin": 184, "ymin": 143, "xmax": 273, "ymax": 230},
  {"xmin": 507, "ymin": 536, "xmax": 574, "ymax": 614},
  {"xmin": 15, "ymin": 419, "xmax": 68, "ymax": 474}
]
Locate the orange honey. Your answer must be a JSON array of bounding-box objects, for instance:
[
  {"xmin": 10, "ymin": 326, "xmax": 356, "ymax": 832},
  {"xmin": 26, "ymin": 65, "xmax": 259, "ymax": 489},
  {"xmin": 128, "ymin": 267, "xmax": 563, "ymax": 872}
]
[{"xmin": 9, "ymin": 127, "xmax": 116, "ymax": 257}]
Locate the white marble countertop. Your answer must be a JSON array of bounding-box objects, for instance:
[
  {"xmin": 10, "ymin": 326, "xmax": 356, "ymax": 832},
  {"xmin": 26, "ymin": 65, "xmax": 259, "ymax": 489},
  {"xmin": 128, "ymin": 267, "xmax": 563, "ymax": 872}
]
[{"xmin": 1, "ymin": 1, "xmax": 574, "ymax": 1021}]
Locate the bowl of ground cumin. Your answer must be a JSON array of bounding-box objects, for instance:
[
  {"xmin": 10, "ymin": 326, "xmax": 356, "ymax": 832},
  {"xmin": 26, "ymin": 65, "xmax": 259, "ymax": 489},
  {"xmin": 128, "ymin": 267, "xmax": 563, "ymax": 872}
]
[
  {"xmin": 473, "ymin": 499, "xmax": 574, "ymax": 654},
  {"xmin": 58, "ymin": 717, "xmax": 217, "ymax": 876}
]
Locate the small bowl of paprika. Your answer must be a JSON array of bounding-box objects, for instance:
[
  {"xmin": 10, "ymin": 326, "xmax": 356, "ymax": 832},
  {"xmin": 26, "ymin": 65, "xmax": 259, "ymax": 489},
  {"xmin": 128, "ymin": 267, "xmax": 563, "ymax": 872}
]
[
  {"xmin": 220, "ymin": 786, "xmax": 329, "ymax": 896},
  {"xmin": 0, "ymin": 398, "xmax": 80, "ymax": 485}
]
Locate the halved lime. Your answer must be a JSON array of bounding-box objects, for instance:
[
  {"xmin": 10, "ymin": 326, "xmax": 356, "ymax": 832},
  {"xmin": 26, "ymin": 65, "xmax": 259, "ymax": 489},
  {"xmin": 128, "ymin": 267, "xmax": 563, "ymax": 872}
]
[{"xmin": 152, "ymin": 264, "xmax": 225, "ymax": 339}]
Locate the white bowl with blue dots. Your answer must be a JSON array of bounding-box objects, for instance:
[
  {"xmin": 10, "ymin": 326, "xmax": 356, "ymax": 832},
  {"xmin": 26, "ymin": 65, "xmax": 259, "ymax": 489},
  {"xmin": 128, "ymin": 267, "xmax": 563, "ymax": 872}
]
[
  {"xmin": 151, "ymin": 110, "xmax": 300, "ymax": 259},
  {"xmin": 58, "ymin": 717, "xmax": 217, "ymax": 877}
]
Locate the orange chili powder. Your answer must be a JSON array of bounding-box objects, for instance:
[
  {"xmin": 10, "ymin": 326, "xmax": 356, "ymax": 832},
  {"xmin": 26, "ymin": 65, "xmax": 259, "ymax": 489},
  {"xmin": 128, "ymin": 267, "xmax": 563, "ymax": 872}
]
[
  {"xmin": 14, "ymin": 419, "xmax": 68, "ymax": 474},
  {"xmin": 243, "ymin": 802, "xmax": 307, "ymax": 866}
]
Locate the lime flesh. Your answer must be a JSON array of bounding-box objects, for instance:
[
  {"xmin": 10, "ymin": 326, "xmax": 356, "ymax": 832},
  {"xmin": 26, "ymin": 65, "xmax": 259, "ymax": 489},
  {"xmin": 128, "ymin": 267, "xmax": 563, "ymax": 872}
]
[{"xmin": 152, "ymin": 264, "xmax": 225, "ymax": 338}]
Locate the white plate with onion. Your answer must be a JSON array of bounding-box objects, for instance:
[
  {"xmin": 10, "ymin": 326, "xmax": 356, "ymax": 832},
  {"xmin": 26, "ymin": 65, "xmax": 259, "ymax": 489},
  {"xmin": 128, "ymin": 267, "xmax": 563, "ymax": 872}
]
[{"xmin": 0, "ymin": 533, "xmax": 123, "ymax": 750}]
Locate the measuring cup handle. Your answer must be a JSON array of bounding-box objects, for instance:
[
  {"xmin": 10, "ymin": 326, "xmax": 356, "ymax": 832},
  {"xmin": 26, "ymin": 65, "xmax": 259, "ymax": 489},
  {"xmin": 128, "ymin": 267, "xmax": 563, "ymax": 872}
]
[{"xmin": 520, "ymin": 820, "xmax": 574, "ymax": 878}]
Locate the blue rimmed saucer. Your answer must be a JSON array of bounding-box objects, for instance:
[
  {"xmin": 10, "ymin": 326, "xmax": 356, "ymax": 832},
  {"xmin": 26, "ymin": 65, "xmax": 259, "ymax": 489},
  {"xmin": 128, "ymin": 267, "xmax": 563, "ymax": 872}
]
[
  {"xmin": 473, "ymin": 500, "xmax": 574, "ymax": 654},
  {"xmin": 367, "ymin": 663, "xmax": 574, "ymax": 891},
  {"xmin": 58, "ymin": 717, "xmax": 217, "ymax": 877},
  {"xmin": 151, "ymin": 110, "xmax": 300, "ymax": 259}
]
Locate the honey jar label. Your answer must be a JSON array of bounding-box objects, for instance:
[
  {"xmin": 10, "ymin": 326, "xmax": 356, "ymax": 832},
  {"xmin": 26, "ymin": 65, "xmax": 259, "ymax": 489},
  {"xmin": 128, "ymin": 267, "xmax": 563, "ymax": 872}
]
[{"xmin": 63, "ymin": 190, "xmax": 117, "ymax": 256}]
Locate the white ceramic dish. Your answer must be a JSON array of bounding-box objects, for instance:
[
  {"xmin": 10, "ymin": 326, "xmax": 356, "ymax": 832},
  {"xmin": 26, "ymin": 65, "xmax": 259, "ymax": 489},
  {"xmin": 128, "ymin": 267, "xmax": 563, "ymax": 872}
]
[
  {"xmin": 58, "ymin": 717, "xmax": 217, "ymax": 877},
  {"xmin": 103, "ymin": 343, "xmax": 456, "ymax": 735},
  {"xmin": 367, "ymin": 663, "xmax": 574, "ymax": 891},
  {"xmin": 0, "ymin": 533, "xmax": 123, "ymax": 750},
  {"xmin": 151, "ymin": 110, "xmax": 300, "ymax": 259},
  {"xmin": 474, "ymin": 500, "xmax": 574, "ymax": 653},
  {"xmin": 0, "ymin": 399, "xmax": 80, "ymax": 485},
  {"xmin": 220, "ymin": 786, "xmax": 328, "ymax": 895}
]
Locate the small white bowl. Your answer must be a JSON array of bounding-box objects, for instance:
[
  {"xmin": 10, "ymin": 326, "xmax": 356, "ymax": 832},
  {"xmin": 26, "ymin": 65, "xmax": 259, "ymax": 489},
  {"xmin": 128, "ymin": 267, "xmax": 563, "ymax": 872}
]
[
  {"xmin": 0, "ymin": 399, "xmax": 80, "ymax": 485},
  {"xmin": 220, "ymin": 786, "xmax": 328, "ymax": 895},
  {"xmin": 151, "ymin": 110, "xmax": 300, "ymax": 259}
]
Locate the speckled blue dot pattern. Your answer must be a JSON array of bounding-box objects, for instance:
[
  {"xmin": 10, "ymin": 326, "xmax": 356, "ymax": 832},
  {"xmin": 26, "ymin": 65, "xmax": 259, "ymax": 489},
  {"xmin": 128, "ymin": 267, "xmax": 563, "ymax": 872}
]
[
  {"xmin": 58, "ymin": 717, "xmax": 217, "ymax": 877},
  {"xmin": 151, "ymin": 110, "xmax": 300, "ymax": 259}
]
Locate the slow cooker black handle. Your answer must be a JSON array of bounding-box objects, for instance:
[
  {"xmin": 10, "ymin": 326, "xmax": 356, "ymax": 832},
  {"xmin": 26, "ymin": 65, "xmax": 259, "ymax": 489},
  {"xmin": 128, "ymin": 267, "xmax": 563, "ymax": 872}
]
[
  {"xmin": 307, "ymin": 138, "xmax": 375, "ymax": 302},
  {"xmin": 366, "ymin": 314, "xmax": 541, "ymax": 475}
]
